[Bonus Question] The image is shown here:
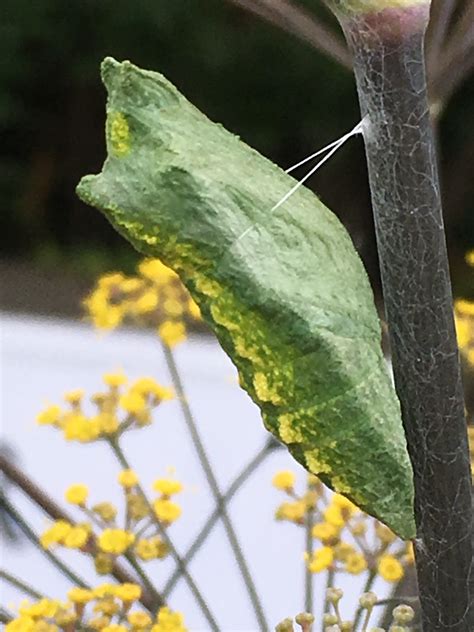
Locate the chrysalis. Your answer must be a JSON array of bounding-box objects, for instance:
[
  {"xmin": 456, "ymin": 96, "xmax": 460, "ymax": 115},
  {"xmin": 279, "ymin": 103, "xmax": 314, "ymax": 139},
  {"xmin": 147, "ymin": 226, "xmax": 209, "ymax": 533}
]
[{"xmin": 77, "ymin": 58, "xmax": 416, "ymax": 539}]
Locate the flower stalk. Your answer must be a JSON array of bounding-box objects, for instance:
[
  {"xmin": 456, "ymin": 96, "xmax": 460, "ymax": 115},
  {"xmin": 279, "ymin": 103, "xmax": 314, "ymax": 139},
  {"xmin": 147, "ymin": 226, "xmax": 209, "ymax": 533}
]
[{"xmin": 325, "ymin": 1, "xmax": 473, "ymax": 629}]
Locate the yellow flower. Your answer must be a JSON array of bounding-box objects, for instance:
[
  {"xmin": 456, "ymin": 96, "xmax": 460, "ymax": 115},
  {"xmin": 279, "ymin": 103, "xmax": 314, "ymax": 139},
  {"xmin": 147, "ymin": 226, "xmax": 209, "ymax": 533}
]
[
  {"xmin": 63, "ymin": 413, "xmax": 101, "ymax": 442},
  {"xmin": 135, "ymin": 537, "xmax": 168, "ymax": 561},
  {"xmin": 118, "ymin": 469, "xmax": 139, "ymax": 488},
  {"xmin": 153, "ymin": 499, "xmax": 182, "ymax": 523},
  {"xmin": 96, "ymin": 412, "xmax": 119, "ymax": 434},
  {"xmin": 36, "ymin": 404, "xmax": 62, "ymax": 425},
  {"xmin": 63, "ymin": 525, "xmax": 90, "ymax": 549},
  {"xmin": 138, "ymin": 259, "xmax": 177, "ymax": 284},
  {"xmin": 158, "ymin": 321, "xmax": 186, "ymax": 347},
  {"xmin": 345, "ymin": 552, "xmax": 368, "ymax": 574},
  {"xmin": 334, "ymin": 541, "xmax": 356, "ymax": 561},
  {"xmin": 312, "ymin": 522, "xmax": 340, "ymax": 543},
  {"xmin": 272, "ymin": 470, "xmax": 296, "ymax": 491},
  {"xmin": 120, "ymin": 278, "xmax": 143, "ymax": 293},
  {"xmin": 19, "ymin": 599, "xmax": 59, "ymax": 619},
  {"xmin": 163, "ymin": 298, "xmax": 184, "ymax": 317},
  {"xmin": 84, "ymin": 288, "xmax": 124, "ymax": 330},
  {"xmin": 375, "ymin": 522, "xmax": 396, "ymax": 544},
  {"xmin": 275, "ymin": 500, "xmax": 306, "ymax": 523},
  {"xmin": 323, "ymin": 503, "xmax": 345, "ymax": 527},
  {"xmin": 152, "ymin": 479, "xmax": 183, "ymax": 496},
  {"xmin": 127, "ymin": 493, "xmax": 149, "ymax": 520},
  {"xmin": 93, "ymin": 502, "xmax": 117, "ymax": 523},
  {"xmin": 89, "ymin": 616, "xmax": 111, "ymax": 630},
  {"xmin": 68, "ymin": 587, "xmax": 94, "ymax": 604},
  {"xmin": 114, "ymin": 583, "xmax": 142, "ymax": 602},
  {"xmin": 98, "ymin": 272, "xmax": 126, "ymax": 289},
  {"xmin": 152, "ymin": 607, "xmax": 187, "ymax": 632},
  {"xmin": 455, "ymin": 313, "xmax": 471, "ymax": 348},
  {"xmin": 40, "ymin": 520, "xmax": 72, "ymax": 548},
  {"xmin": 403, "ymin": 542, "xmax": 415, "ymax": 565},
  {"xmin": 187, "ymin": 298, "xmax": 201, "ymax": 320},
  {"xmin": 64, "ymin": 389, "xmax": 85, "ymax": 405},
  {"xmin": 131, "ymin": 378, "xmax": 174, "ymax": 402},
  {"xmin": 135, "ymin": 291, "xmax": 159, "ymax": 314},
  {"xmin": 466, "ymin": 250, "xmax": 474, "ymax": 267},
  {"xmin": 93, "ymin": 584, "xmax": 117, "ymax": 599},
  {"xmin": 332, "ymin": 494, "xmax": 358, "ymax": 515},
  {"xmin": 95, "ymin": 553, "xmax": 114, "ymax": 575},
  {"xmin": 127, "ymin": 612, "xmax": 153, "ymax": 628},
  {"xmin": 103, "ymin": 371, "xmax": 127, "ymax": 388},
  {"xmin": 65, "ymin": 484, "xmax": 89, "ymax": 505},
  {"xmin": 102, "ymin": 625, "xmax": 127, "ymax": 632},
  {"xmin": 98, "ymin": 529, "xmax": 135, "ymax": 555},
  {"xmin": 377, "ymin": 554, "xmax": 404, "ymax": 582},
  {"xmin": 307, "ymin": 546, "xmax": 334, "ymax": 573},
  {"xmin": 119, "ymin": 391, "xmax": 147, "ymax": 415},
  {"xmin": 5, "ymin": 616, "xmax": 35, "ymax": 632},
  {"xmin": 93, "ymin": 598, "xmax": 120, "ymax": 617}
]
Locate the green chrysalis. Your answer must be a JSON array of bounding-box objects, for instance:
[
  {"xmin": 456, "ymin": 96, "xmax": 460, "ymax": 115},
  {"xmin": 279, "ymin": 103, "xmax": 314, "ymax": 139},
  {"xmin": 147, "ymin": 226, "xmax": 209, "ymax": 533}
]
[{"xmin": 77, "ymin": 58, "xmax": 416, "ymax": 539}]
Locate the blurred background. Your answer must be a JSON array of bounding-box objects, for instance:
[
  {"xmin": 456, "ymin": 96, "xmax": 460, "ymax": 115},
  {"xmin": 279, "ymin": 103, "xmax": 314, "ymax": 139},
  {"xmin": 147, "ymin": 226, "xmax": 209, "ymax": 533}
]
[{"xmin": 1, "ymin": 0, "xmax": 473, "ymax": 315}]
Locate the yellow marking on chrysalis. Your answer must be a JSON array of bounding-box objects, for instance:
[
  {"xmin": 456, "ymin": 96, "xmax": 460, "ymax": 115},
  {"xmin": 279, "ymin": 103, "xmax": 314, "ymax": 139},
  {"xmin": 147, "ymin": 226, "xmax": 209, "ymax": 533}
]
[
  {"xmin": 210, "ymin": 302, "xmax": 239, "ymax": 331},
  {"xmin": 195, "ymin": 277, "xmax": 221, "ymax": 298},
  {"xmin": 253, "ymin": 372, "xmax": 283, "ymax": 405},
  {"xmin": 109, "ymin": 112, "xmax": 130, "ymax": 157},
  {"xmin": 304, "ymin": 449, "xmax": 332, "ymax": 475},
  {"xmin": 278, "ymin": 413, "xmax": 303, "ymax": 443},
  {"xmin": 332, "ymin": 476, "xmax": 352, "ymax": 495}
]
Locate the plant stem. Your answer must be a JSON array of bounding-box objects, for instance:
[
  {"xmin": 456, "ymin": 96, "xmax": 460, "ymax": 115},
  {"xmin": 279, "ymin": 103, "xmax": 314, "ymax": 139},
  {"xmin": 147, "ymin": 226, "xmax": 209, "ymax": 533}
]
[
  {"xmin": 0, "ymin": 608, "xmax": 14, "ymax": 624},
  {"xmin": 352, "ymin": 570, "xmax": 376, "ymax": 630},
  {"xmin": 334, "ymin": 4, "xmax": 473, "ymax": 630},
  {"xmin": 225, "ymin": 0, "xmax": 352, "ymax": 69},
  {"xmin": 108, "ymin": 438, "xmax": 220, "ymax": 631},
  {"xmin": 0, "ymin": 494, "xmax": 90, "ymax": 588},
  {"xmin": 123, "ymin": 552, "xmax": 163, "ymax": 608},
  {"xmin": 162, "ymin": 438, "xmax": 278, "ymax": 598},
  {"xmin": 161, "ymin": 342, "xmax": 269, "ymax": 631},
  {"xmin": 321, "ymin": 567, "xmax": 335, "ymax": 631},
  {"xmin": 0, "ymin": 569, "xmax": 47, "ymax": 600},
  {"xmin": 304, "ymin": 505, "xmax": 314, "ymax": 614}
]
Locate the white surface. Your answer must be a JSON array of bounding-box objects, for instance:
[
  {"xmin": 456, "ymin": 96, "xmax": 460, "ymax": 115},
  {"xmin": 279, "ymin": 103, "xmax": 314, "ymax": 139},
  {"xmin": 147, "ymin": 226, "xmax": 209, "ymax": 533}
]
[{"xmin": 1, "ymin": 314, "xmax": 386, "ymax": 630}]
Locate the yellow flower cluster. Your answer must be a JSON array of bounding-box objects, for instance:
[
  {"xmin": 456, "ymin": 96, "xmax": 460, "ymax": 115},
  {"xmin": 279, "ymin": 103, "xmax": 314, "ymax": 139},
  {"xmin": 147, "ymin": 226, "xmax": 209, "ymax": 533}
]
[
  {"xmin": 273, "ymin": 470, "xmax": 412, "ymax": 583},
  {"xmin": 40, "ymin": 470, "xmax": 183, "ymax": 568},
  {"xmin": 5, "ymin": 585, "xmax": 187, "ymax": 632},
  {"xmin": 83, "ymin": 258, "xmax": 201, "ymax": 347},
  {"xmin": 454, "ymin": 250, "xmax": 474, "ymax": 367},
  {"xmin": 36, "ymin": 372, "xmax": 173, "ymax": 442}
]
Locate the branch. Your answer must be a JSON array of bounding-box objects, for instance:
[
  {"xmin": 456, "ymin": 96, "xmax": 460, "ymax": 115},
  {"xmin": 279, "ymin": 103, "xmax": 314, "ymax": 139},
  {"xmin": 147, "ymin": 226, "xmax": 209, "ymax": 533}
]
[
  {"xmin": 225, "ymin": 0, "xmax": 352, "ymax": 69},
  {"xmin": 162, "ymin": 438, "xmax": 278, "ymax": 597},
  {"xmin": 0, "ymin": 454, "xmax": 159, "ymax": 612}
]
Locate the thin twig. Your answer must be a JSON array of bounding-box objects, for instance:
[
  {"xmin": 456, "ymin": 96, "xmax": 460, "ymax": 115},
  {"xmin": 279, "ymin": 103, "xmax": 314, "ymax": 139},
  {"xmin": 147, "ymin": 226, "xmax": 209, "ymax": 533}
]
[
  {"xmin": 352, "ymin": 571, "xmax": 377, "ymax": 631},
  {"xmin": 321, "ymin": 567, "xmax": 335, "ymax": 631},
  {"xmin": 0, "ymin": 608, "xmax": 14, "ymax": 624},
  {"xmin": 108, "ymin": 438, "xmax": 220, "ymax": 632},
  {"xmin": 225, "ymin": 0, "xmax": 352, "ymax": 69},
  {"xmin": 163, "ymin": 438, "xmax": 278, "ymax": 597},
  {"xmin": 161, "ymin": 343, "xmax": 269, "ymax": 631},
  {"xmin": 123, "ymin": 552, "xmax": 163, "ymax": 608},
  {"xmin": 0, "ymin": 569, "xmax": 47, "ymax": 601},
  {"xmin": 0, "ymin": 494, "xmax": 90, "ymax": 589},
  {"xmin": 304, "ymin": 506, "xmax": 314, "ymax": 614},
  {"xmin": 0, "ymin": 455, "xmax": 158, "ymax": 612}
]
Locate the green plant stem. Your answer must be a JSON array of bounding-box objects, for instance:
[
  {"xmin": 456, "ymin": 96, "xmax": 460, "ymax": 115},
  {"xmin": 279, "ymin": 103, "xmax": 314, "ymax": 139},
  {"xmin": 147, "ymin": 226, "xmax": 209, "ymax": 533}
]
[
  {"xmin": 0, "ymin": 494, "xmax": 90, "ymax": 588},
  {"xmin": 0, "ymin": 569, "xmax": 47, "ymax": 600},
  {"xmin": 304, "ymin": 506, "xmax": 314, "ymax": 614},
  {"xmin": 161, "ymin": 342, "xmax": 268, "ymax": 631},
  {"xmin": 163, "ymin": 438, "xmax": 278, "ymax": 598},
  {"xmin": 123, "ymin": 552, "xmax": 163, "ymax": 608},
  {"xmin": 321, "ymin": 567, "xmax": 335, "ymax": 631},
  {"xmin": 352, "ymin": 570, "xmax": 376, "ymax": 630},
  {"xmin": 108, "ymin": 437, "xmax": 219, "ymax": 631}
]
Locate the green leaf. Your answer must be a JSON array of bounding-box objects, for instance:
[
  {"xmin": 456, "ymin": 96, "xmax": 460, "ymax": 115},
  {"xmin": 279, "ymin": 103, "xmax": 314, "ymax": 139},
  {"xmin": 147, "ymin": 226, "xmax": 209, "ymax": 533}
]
[{"xmin": 77, "ymin": 57, "xmax": 415, "ymax": 539}]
